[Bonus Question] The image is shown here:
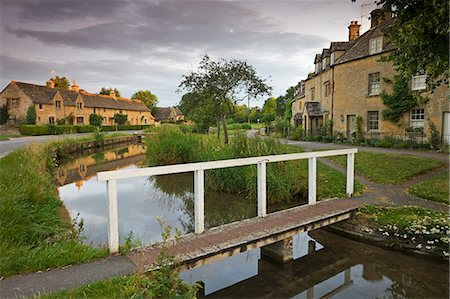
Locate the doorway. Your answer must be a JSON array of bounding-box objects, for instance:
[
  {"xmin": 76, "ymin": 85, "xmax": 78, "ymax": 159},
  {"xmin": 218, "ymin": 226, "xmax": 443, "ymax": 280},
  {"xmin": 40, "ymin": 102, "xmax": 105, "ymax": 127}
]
[{"xmin": 346, "ymin": 115, "xmax": 356, "ymax": 139}]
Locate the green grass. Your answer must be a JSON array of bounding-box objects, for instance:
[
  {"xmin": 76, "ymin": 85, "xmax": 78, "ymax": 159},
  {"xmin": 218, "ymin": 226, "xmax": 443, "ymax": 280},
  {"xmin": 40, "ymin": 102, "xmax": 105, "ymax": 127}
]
[
  {"xmin": 326, "ymin": 151, "xmax": 445, "ymax": 184},
  {"xmin": 0, "ymin": 143, "xmax": 108, "ymax": 277},
  {"xmin": 408, "ymin": 172, "xmax": 449, "ymax": 204},
  {"xmin": 0, "ymin": 135, "xmax": 9, "ymax": 141}
]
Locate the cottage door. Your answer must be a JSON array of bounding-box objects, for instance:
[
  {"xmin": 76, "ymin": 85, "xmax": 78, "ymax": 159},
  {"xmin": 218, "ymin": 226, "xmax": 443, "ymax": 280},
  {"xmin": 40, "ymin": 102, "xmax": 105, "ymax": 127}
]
[
  {"xmin": 346, "ymin": 115, "xmax": 356, "ymax": 139},
  {"xmin": 443, "ymin": 112, "xmax": 450, "ymax": 144}
]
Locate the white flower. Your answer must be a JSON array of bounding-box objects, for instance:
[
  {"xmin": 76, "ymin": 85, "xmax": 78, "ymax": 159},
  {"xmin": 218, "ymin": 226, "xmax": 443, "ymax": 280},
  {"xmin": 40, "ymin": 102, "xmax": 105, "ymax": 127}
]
[
  {"xmin": 425, "ymin": 246, "xmax": 431, "ymax": 250},
  {"xmin": 416, "ymin": 244, "xmax": 422, "ymax": 249}
]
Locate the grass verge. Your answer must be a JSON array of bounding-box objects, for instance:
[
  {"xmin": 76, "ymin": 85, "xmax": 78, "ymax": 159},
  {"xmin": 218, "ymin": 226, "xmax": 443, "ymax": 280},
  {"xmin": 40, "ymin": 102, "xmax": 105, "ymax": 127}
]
[
  {"xmin": 326, "ymin": 151, "xmax": 445, "ymax": 184},
  {"xmin": 408, "ymin": 172, "xmax": 449, "ymax": 204},
  {"xmin": 0, "ymin": 143, "xmax": 108, "ymax": 277},
  {"xmin": 356, "ymin": 205, "xmax": 449, "ymax": 256}
]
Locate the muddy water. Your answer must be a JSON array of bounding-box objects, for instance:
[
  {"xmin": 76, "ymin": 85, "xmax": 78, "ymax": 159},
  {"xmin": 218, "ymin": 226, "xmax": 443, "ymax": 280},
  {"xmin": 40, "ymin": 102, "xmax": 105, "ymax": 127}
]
[{"xmin": 56, "ymin": 144, "xmax": 448, "ymax": 298}]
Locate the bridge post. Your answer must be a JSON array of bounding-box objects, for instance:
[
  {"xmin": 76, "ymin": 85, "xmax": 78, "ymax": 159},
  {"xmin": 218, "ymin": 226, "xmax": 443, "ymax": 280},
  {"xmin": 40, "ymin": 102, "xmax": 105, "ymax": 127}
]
[
  {"xmin": 308, "ymin": 157, "xmax": 317, "ymax": 204},
  {"xmin": 346, "ymin": 153, "xmax": 355, "ymax": 197},
  {"xmin": 194, "ymin": 169, "xmax": 205, "ymax": 233},
  {"xmin": 257, "ymin": 161, "xmax": 267, "ymax": 217},
  {"xmin": 106, "ymin": 179, "xmax": 119, "ymax": 253}
]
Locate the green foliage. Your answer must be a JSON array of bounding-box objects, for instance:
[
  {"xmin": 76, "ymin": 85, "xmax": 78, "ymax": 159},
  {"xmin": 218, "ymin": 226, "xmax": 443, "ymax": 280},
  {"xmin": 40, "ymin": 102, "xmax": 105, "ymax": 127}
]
[
  {"xmin": 0, "ymin": 104, "xmax": 8, "ymax": 124},
  {"xmin": 262, "ymin": 97, "xmax": 277, "ymax": 115},
  {"xmin": 381, "ymin": 75, "xmax": 418, "ymax": 124},
  {"xmin": 26, "ymin": 105, "xmax": 36, "ymax": 124},
  {"xmin": 131, "ymin": 90, "xmax": 159, "ymax": 110},
  {"xmin": 179, "ymin": 92, "xmax": 217, "ymax": 133},
  {"xmin": 429, "ymin": 122, "xmax": 441, "ymax": 150},
  {"xmin": 0, "ymin": 144, "xmax": 107, "ymax": 276},
  {"xmin": 375, "ymin": 1, "xmax": 449, "ymax": 90},
  {"xmin": 290, "ymin": 126, "xmax": 305, "ymax": 140},
  {"xmin": 19, "ymin": 124, "xmax": 152, "ymax": 136},
  {"xmin": 92, "ymin": 127, "xmax": 105, "ymax": 143},
  {"xmin": 89, "ymin": 114, "xmax": 103, "ymax": 126},
  {"xmin": 50, "ymin": 76, "xmax": 70, "ymax": 89},
  {"xmin": 113, "ymin": 113, "xmax": 128, "ymax": 125},
  {"xmin": 99, "ymin": 87, "xmax": 121, "ymax": 97}
]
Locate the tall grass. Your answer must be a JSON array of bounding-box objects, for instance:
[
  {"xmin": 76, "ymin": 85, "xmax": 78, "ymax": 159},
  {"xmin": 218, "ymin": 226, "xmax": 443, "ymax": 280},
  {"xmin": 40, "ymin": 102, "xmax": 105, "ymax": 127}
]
[{"xmin": 0, "ymin": 143, "xmax": 107, "ymax": 276}]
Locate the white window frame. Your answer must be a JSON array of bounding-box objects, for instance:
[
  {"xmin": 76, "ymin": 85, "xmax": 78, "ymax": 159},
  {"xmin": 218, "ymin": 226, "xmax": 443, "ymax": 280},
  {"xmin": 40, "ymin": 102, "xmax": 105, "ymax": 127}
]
[
  {"xmin": 330, "ymin": 52, "xmax": 335, "ymax": 66},
  {"xmin": 367, "ymin": 111, "xmax": 379, "ymax": 131},
  {"xmin": 369, "ymin": 36, "xmax": 383, "ymax": 55},
  {"xmin": 315, "ymin": 63, "xmax": 319, "ymax": 74},
  {"xmin": 411, "ymin": 75, "xmax": 426, "ymax": 91},
  {"xmin": 322, "ymin": 58, "xmax": 326, "ymax": 70},
  {"xmin": 410, "ymin": 108, "xmax": 425, "ymax": 128},
  {"xmin": 368, "ymin": 72, "xmax": 381, "ymax": 95}
]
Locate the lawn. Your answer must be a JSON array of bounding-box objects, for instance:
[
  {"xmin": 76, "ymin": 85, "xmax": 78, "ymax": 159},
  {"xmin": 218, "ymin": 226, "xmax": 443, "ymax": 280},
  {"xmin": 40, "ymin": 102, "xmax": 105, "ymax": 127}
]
[
  {"xmin": 326, "ymin": 151, "xmax": 445, "ymax": 184},
  {"xmin": 0, "ymin": 135, "xmax": 8, "ymax": 141},
  {"xmin": 408, "ymin": 172, "xmax": 449, "ymax": 204},
  {"xmin": 0, "ymin": 143, "xmax": 108, "ymax": 277}
]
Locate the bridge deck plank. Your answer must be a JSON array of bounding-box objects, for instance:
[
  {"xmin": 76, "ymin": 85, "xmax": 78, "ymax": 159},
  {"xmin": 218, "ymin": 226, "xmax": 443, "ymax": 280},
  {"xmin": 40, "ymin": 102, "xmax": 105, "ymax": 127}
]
[{"xmin": 127, "ymin": 198, "xmax": 360, "ymax": 273}]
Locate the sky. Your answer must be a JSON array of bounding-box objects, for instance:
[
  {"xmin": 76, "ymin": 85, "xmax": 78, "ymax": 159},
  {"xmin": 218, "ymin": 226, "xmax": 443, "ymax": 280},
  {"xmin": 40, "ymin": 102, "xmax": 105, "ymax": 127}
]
[{"xmin": 0, "ymin": 0, "xmax": 378, "ymax": 107}]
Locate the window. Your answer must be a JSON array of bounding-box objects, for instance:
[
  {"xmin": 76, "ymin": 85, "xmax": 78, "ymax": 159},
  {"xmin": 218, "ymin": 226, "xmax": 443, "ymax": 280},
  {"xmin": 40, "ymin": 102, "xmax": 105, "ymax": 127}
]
[
  {"xmin": 49, "ymin": 116, "xmax": 55, "ymax": 124},
  {"xmin": 315, "ymin": 63, "xmax": 320, "ymax": 74},
  {"xmin": 7, "ymin": 98, "xmax": 20, "ymax": 108},
  {"xmin": 102, "ymin": 117, "xmax": 106, "ymax": 123},
  {"xmin": 104, "ymin": 108, "xmax": 106, "ymax": 112},
  {"xmin": 77, "ymin": 102, "xmax": 83, "ymax": 109},
  {"xmin": 119, "ymin": 110, "xmax": 123, "ymax": 114},
  {"xmin": 322, "ymin": 58, "xmax": 326, "ymax": 70},
  {"xmin": 412, "ymin": 75, "xmax": 426, "ymax": 91},
  {"xmin": 93, "ymin": 108, "xmax": 96, "ymax": 114},
  {"xmin": 368, "ymin": 72, "xmax": 381, "ymax": 95},
  {"xmin": 369, "ymin": 36, "xmax": 383, "ymax": 54},
  {"xmin": 144, "ymin": 118, "xmax": 147, "ymax": 124},
  {"xmin": 310, "ymin": 87, "xmax": 315, "ymax": 100},
  {"xmin": 410, "ymin": 109, "xmax": 425, "ymax": 128},
  {"xmin": 37, "ymin": 116, "xmax": 41, "ymax": 123},
  {"xmin": 330, "ymin": 52, "xmax": 335, "ymax": 66},
  {"xmin": 55, "ymin": 100, "xmax": 61, "ymax": 108},
  {"xmin": 367, "ymin": 111, "xmax": 379, "ymax": 131},
  {"xmin": 324, "ymin": 82, "xmax": 331, "ymax": 97},
  {"xmin": 39, "ymin": 104, "xmax": 43, "ymax": 110},
  {"xmin": 77, "ymin": 117, "xmax": 84, "ymax": 124}
]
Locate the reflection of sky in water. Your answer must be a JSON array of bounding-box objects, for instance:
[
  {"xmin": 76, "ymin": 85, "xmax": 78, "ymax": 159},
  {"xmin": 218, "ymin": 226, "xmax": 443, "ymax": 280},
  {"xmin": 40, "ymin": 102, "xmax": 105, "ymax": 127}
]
[{"xmin": 59, "ymin": 165, "xmax": 192, "ymax": 246}]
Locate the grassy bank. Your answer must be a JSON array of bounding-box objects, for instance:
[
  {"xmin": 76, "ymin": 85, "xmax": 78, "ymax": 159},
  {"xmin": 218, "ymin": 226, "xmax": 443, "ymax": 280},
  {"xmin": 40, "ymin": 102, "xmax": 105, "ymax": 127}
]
[
  {"xmin": 356, "ymin": 205, "xmax": 449, "ymax": 256},
  {"xmin": 408, "ymin": 172, "xmax": 449, "ymax": 204},
  {"xmin": 0, "ymin": 142, "xmax": 108, "ymax": 277},
  {"xmin": 145, "ymin": 126, "xmax": 362, "ymax": 203},
  {"xmin": 326, "ymin": 151, "xmax": 445, "ymax": 184}
]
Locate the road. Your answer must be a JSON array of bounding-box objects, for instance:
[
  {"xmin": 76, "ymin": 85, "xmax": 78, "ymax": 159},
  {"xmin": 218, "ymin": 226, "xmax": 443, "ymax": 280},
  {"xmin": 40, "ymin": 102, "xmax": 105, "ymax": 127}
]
[{"xmin": 0, "ymin": 130, "xmax": 142, "ymax": 158}]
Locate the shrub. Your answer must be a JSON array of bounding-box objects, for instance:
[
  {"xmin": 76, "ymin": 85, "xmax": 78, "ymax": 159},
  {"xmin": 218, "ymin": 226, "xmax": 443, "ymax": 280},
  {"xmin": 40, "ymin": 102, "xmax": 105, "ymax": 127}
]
[
  {"xmin": 290, "ymin": 126, "xmax": 304, "ymax": 140},
  {"xmin": 89, "ymin": 114, "xmax": 103, "ymax": 126},
  {"xmin": 19, "ymin": 125, "xmax": 49, "ymax": 136},
  {"xmin": 114, "ymin": 113, "xmax": 128, "ymax": 125},
  {"xmin": 26, "ymin": 106, "xmax": 36, "ymax": 124},
  {"xmin": 0, "ymin": 104, "xmax": 9, "ymax": 124},
  {"xmin": 92, "ymin": 127, "xmax": 105, "ymax": 143},
  {"xmin": 76, "ymin": 125, "xmax": 95, "ymax": 133}
]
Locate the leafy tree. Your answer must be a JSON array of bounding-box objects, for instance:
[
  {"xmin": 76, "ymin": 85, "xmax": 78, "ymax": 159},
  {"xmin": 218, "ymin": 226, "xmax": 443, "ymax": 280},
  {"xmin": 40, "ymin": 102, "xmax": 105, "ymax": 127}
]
[
  {"xmin": 100, "ymin": 87, "xmax": 121, "ymax": 97},
  {"xmin": 131, "ymin": 90, "xmax": 159, "ymax": 110},
  {"xmin": 359, "ymin": 1, "xmax": 449, "ymax": 90},
  {"xmin": 275, "ymin": 86, "xmax": 295, "ymax": 118},
  {"xmin": 262, "ymin": 97, "xmax": 277, "ymax": 115},
  {"xmin": 26, "ymin": 106, "xmax": 36, "ymax": 124},
  {"xmin": 0, "ymin": 104, "xmax": 9, "ymax": 124},
  {"xmin": 178, "ymin": 55, "xmax": 271, "ymax": 143},
  {"xmin": 89, "ymin": 114, "xmax": 103, "ymax": 126},
  {"xmin": 113, "ymin": 113, "xmax": 127, "ymax": 125},
  {"xmin": 50, "ymin": 76, "xmax": 70, "ymax": 89},
  {"xmin": 180, "ymin": 92, "xmax": 217, "ymax": 133}
]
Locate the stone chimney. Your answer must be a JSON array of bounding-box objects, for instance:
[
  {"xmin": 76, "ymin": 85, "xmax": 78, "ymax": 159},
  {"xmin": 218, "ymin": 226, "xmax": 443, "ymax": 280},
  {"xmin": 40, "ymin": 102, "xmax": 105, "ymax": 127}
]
[
  {"xmin": 348, "ymin": 21, "xmax": 360, "ymax": 41},
  {"xmin": 109, "ymin": 89, "xmax": 116, "ymax": 99},
  {"xmin": 71, "ymin": 78, "xmax": 79, "ymax": 92},
  {"xmin": 46, "ymin": 80, "xmax": 55, "ymax": 88},
  {"xmin": 370, "ymin": 8, "xmax": 392, "ymax": 28}
]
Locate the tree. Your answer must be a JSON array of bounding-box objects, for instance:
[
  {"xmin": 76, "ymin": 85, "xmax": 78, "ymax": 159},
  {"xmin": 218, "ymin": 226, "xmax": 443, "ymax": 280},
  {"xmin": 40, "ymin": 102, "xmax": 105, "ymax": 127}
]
[
  {"xmin": 179, "ymin": 92, "xmax": 217, "ymax": 133},
  {"xmin": 100, "ymin": 87, "xmax": 121, "ymax": 97},
  {"xmin": 89, "ymin": 114, "xmax": 103, "ymax": 126},
  {"xmin": 114, "ymin": 113, "xmax": 127, "ymax": 125},
  {"xmin": 26, "ymin": 106, "xmax": 36, "ymax": 124},
  {"xmin": 262, "ymin": 97, "xmax": 277, "ymax": 115},
  {"xmin": 357, "ymin": 1, "xmax": 449, "ymax": 90},
  {"xmin": 178, "ymin": 55, "xmax": 271, "ymax": 143},
  {"xmin": 131, "ymin": 90, "xmax": 159, "ymax": 110},
  {"xmin": 50, "ymin": 76, "xmax": 70, "ymax": 89}
]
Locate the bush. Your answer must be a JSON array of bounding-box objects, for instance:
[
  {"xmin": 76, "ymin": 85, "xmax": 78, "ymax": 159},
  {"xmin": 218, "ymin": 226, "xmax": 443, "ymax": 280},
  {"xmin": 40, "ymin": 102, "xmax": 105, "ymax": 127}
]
[
  {"xmin": 89, "ymin": 114, "xmax": 103, "ymax": 126},
  {"xmin": 26, "ymin": 106, "xmax": 36, "ymax": 124},
  {"xmin": 290, "ymin": 126, "xmax": 304, "ymax": 140},
  {"xmin": 0, "ymin": 104, "xmax": 9, "ymax": 124},
  {"xmin": 19, "ymin": 125, "xmax": 49, "ymax": 136},
  {"xmin": 114, "ymin": 113, "xmax": 128, "ymax": 125},
  {"xmin": 76, "ymin": 125, "xmax": 95, "ymax": 133}
]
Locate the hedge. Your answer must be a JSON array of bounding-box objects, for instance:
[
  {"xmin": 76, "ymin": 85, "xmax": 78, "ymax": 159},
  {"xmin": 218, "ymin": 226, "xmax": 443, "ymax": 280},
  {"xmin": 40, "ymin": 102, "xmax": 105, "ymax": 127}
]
[{"xmin": 18, "ymin": 125, "xmax": 153, "ymax": 136}]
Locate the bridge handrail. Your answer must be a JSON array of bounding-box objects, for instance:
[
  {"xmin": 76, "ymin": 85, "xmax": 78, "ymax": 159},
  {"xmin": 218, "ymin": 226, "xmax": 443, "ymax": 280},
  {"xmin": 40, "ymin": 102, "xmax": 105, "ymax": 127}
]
[{"xmin": 97, "ymin": 148, "xmax": 357, "ymax": 253}]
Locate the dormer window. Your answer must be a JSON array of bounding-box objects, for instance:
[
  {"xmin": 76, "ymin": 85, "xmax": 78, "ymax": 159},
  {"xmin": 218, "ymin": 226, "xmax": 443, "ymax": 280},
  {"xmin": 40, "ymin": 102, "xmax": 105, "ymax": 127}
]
[
  {"xmin": 369, "ymin": 36, "xmax": 383, "ymax": 54},
  {"xmin": 55, "ymin": 100, "xmax": 61, "ymax": 108},
  {"xmin": 411, "ymin": 74, "xmax": 426, "ymax": 91},
  {"xmin": 315, "ymin": 63, "xmax": 320, "ymax": 74},
  {"xmin": 330, "ymin": 52, "xmax": 335, "ymax": 65},
  {"xmin": 322, "ymin": 58, "xmax": 326, "ymax": 70},
  {"xmin": 77, "ymin": 102, "xmax": 83, "ymax": 109}
]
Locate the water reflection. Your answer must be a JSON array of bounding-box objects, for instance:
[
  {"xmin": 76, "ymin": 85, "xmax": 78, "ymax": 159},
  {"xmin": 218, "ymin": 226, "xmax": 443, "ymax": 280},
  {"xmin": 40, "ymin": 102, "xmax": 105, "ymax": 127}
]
[{"xmin": 194, "ymin": 230, "xmax": 448, "ymax": 299}]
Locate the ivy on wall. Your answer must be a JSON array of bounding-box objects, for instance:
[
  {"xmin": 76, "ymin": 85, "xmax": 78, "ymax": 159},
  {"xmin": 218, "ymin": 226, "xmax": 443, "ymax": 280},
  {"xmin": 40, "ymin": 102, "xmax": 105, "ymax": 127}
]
[{"xmin": 381, "ymin": 75, "xmax": 421, "ymax": 124}]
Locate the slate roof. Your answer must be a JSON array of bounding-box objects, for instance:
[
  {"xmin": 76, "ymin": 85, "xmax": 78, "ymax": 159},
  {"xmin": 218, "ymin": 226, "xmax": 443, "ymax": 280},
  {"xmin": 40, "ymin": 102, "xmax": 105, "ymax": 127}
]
[
  {"xmin": 153, "ymin": 107, "xmax": 183, "ymax": 121},
  {"xmin": 304, "ymin": 102, "xmax": 323, "ymax": 117},
  {"xmin": 11, "ymin": 81, "xmax": 150, "ymax": 112},
  {"xmin": 330, "ymin": 41, "xmax": 353, "ymax": 52}
]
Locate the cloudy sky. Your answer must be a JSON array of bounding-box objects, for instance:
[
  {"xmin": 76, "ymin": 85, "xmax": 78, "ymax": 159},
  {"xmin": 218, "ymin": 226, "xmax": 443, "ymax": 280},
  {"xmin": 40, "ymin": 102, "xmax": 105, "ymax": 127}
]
[{"xmin": 0, "ymin": 0, "xmax": 377, "ymax": 107}]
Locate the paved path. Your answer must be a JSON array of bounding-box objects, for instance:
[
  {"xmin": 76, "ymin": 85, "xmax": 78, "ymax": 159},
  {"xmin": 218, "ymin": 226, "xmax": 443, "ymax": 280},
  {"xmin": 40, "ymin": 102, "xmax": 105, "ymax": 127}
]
[{"xmin": 0, "ymin": 130, "xmax": 142, "ymax": 158}]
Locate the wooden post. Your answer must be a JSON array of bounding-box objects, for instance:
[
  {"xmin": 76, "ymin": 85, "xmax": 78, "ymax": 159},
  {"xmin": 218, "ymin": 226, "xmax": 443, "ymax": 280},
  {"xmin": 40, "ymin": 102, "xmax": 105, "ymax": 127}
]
[
  {"xmin": 346, "ymin": 153, "xmax": 355, "ymax": 197},
  {"xmin": 257, "ymin": 161, "xmax": 267, "ymax": 217},
  {"xmin": 194, "ymin": 169, "xmax": 205, "ymax": 233},
  {"xmin": 106, "ymin": 179, "xmax": 119, "ymax": 253},
  {"xmin": 308, "ymin": 157, "xmax": 317, "ymax": 204}
]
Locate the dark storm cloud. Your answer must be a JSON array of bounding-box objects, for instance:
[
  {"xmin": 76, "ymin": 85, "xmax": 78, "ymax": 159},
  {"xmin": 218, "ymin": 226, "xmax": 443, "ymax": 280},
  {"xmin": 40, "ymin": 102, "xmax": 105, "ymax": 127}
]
[{"xmin": 3, "ymin": 1, "xmax": 326, "ymax": 56}]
